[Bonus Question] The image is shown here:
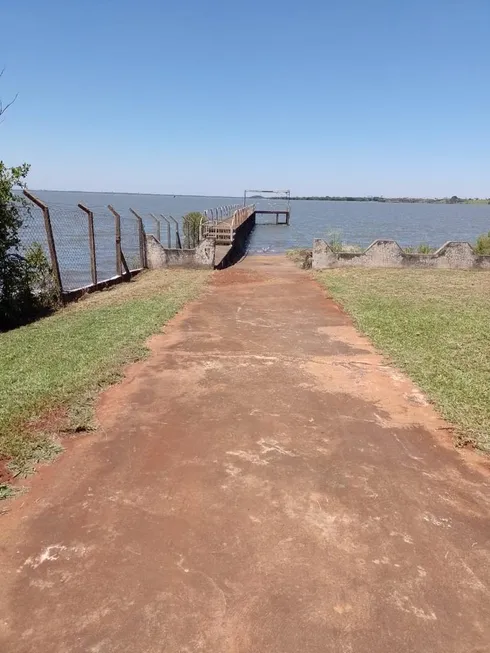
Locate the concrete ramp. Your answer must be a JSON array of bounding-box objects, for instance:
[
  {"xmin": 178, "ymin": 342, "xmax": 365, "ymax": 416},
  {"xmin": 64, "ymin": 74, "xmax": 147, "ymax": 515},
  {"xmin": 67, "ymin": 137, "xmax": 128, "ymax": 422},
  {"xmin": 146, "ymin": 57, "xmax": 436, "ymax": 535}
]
[{"xmin": 1, "ymin": 257, "xmax": 490, "ymax": 652}]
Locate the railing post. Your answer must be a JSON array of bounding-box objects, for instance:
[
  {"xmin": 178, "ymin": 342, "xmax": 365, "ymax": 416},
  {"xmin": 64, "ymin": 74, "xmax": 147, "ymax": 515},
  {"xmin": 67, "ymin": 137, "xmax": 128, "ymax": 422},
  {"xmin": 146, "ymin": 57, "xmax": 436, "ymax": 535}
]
[
  {"xmin": 108, "ymin": 205, "xmax": 122, "ymax": 276},
  {"xmin": 23, "ymin": 190, "xmax": 63, "ymax": 295},
  {"xmin": 130, "ymin": 208, "xmax": 147, "ymax": 268},
  {"xmin": 78, "ymin": 203, "xmax": 97, "ymax": 285},
  {"xmin": 159, "ymin": 214, "xmax": 172, "ymax": 247}
]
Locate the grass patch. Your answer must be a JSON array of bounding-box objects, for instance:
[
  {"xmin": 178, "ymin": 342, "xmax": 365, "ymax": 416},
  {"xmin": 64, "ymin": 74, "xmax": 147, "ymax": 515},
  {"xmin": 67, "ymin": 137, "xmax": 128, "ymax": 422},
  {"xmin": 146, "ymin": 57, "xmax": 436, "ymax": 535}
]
[
  {"xmin": 0, "ymin": 269, "xmax": 209, "ymax": 481},
  {"xmin": 286, "ymin": 248, "xmax": 312, "ymax": 268},
  {"xmin": 316, "ymin": 269, "xmax": 490, "ymax": 450},
  {"xmin": 0, "ymin": 483, "xmax": 18, "ymax": 500},
  {"xmin": 404, "ymin": 243, "xmax": 437, "ymax": 254}
]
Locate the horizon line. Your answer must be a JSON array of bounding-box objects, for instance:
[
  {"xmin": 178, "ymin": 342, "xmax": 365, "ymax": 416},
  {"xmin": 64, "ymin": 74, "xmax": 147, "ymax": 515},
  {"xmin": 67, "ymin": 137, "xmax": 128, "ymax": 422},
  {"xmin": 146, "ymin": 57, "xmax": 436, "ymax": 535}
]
[{"xmin": 29, "ymin": 189, "xmax": 489, "ymax": 201}]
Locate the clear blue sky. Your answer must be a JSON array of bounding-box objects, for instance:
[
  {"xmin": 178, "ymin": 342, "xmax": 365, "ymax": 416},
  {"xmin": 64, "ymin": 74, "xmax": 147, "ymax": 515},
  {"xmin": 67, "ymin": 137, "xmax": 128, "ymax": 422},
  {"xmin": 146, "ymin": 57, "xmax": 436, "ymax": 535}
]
[{"xmin": 1, "ymin": 0, "xmax": 489, "ymax": 197}]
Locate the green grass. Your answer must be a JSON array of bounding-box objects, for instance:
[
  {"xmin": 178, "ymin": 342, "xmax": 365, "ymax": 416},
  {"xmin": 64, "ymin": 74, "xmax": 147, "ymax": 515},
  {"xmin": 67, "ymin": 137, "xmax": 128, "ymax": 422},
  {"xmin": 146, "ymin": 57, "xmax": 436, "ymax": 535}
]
[
  {"xmin": 0, "ymin": 269, "xmax": 209, "ymax": 479},
  {"xmin": 316, "ymin": 269, "xmax": 490, "ymax": 450}
]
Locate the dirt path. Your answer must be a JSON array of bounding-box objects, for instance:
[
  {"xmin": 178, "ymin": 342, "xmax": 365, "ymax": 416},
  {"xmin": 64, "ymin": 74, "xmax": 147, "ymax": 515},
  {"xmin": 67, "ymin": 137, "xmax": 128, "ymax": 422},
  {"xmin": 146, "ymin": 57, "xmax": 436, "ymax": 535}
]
[{"xmin": 1, "ymin": 256, "xmax": 490, "ymax": 653}]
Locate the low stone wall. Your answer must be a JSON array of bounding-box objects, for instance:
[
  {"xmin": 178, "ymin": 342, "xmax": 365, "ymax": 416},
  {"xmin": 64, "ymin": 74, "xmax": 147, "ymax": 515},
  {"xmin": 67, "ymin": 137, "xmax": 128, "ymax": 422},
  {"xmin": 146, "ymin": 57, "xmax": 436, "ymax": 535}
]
[
  {"xmin": 312, "ymin": 239, "xmax": 490, "ymax": 270},
  {"xmin": 146, "ymin": 235, "xmax": 215, "ymax": 269}
]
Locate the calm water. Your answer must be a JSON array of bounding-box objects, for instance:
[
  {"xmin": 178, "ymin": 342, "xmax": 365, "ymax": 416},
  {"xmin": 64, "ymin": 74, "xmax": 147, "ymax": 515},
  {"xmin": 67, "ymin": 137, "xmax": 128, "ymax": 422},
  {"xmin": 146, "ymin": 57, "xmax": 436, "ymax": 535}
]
[{"xmin": 25, "ymin": 190, "xmax": 490, "ymax": 289}]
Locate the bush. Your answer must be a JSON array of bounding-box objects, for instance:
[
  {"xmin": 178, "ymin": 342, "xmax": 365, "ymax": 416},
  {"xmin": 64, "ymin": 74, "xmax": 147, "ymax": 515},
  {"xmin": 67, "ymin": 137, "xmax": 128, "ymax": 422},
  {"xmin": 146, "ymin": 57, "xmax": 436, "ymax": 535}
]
[
  {"xmin": 183, "ymin": 211, "xmax": 204, "ymax": 249},
  {"xmin": 0, "ymin": 163, "xmax": 58, "ymax": 330},
  {"xmin": 404, "ymin": 243, "xmax": 436, "ymax": 254},
  {"xmin": 286, "ymin": 248, "xmax": 312, "ymax": 269},
  {"xmin": 475, "ymin": 232, "xmax": 490, "ymax": 255},
  {"xmin": 326, "ymin": 230, "xmax": 343, "ymax": 252},
  {"xmin": 417, "ymin": 243, "xmax": 434, "ymax": 254}
]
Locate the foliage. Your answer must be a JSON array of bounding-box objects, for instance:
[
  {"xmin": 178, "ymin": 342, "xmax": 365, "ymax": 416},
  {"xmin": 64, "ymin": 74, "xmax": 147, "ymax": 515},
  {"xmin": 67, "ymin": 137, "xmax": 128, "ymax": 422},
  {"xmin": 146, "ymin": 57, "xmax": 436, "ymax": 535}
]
[
  {"xmin": 0, "ymin": 483, "xmax": 18, "ymax": 500},
  {"xmin": 0, "ymin": 163, "xmax": 58, "ymax": 329},
  {"xmin": 183, "ymin": 211, "xmax": 204, "ymax": 249},
  {"xmin": 325, "ymin": 230, "xmax": 343, "ymax": 252},
  {"xmin": 317, "ymin": 269, "xmax": 490, "ymax": 450},
  {"xmin": 323, "ymin": 231, "xmax": 362, "ymax": 253},
  {"xmin": 286, "ymin": 248, "xmax": 312, "ymax": 269},
  {"xmin": 474, "ymin": 231, "xmax": 490, "ymax": 255},
  {"xmin": 404, "ymin": 243, "xmax": 436, "ymax": 254},
  {"xmin": 0, "ymin": 268, "xmax": 209, "ymax": 487},
  {"xmin": 416, "ymin": 243, "xmax": 435, "ymax": 254}
]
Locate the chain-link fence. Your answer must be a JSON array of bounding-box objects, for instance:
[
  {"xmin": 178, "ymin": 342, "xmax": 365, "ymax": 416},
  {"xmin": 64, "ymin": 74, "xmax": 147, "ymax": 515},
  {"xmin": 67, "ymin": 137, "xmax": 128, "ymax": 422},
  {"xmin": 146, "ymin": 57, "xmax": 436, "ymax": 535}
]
[
  {"xmin": 17, "ymin": 192, "xmax": 243, "ymax": 295},
  {"xmin": 20, "ymin": 192, "xmax": 148, "ymax": 294}
]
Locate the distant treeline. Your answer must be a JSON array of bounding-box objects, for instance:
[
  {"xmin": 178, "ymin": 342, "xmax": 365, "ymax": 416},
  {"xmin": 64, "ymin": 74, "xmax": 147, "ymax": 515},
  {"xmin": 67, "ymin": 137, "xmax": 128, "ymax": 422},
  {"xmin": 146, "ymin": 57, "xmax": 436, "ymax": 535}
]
[{"xmin": 265, "ymin": 195, "xmax": 490, "ymax": 204}]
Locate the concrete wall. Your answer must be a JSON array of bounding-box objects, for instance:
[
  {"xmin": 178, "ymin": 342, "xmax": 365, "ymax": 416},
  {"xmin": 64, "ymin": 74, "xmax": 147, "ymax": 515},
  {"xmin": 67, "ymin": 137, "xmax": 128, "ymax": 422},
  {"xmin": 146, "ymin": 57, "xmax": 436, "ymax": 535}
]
[
  {"xmin": 146, "ymin": 235, "xmax": 215, "ymax": 269},
  {"xmin": 312, "ymin": 239, "xmax": 490, "ymax": 270}
]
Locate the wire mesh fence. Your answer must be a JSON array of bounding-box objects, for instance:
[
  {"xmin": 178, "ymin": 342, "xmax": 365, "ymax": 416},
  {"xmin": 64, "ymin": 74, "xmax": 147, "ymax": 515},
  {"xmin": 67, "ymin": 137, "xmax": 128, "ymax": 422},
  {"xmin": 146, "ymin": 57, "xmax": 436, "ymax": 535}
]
[
  {"xmin": 16, "ymin": 192, "xmax": 240, "ymax": 295},
  {"xmin": 49, "ymin": 205, "xmax": 93, "ymax": 291},
  {"xmin": 18, "ymin": 203, "xmax": 51, "ymax": 260},
  {"xmin": 20, "ymin": 193, "xmax": 148, "ymax": 293},
  {"xmin": 120, "ymin": 214, "xmax": 142, "ymax": 270}
]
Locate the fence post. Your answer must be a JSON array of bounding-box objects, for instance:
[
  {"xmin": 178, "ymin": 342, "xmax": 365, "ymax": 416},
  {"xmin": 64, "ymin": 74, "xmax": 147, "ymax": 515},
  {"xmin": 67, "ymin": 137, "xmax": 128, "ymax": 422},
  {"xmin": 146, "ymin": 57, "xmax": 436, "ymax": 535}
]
[
  {"xmin": 158, "ymin": 215, "xmax": 172, "ymax": 248},
  {"xmin": 108, "ymin": 205, "xmax": 122, "ymax": 276},
  {"xmin": 23, "ymin": 190, "xmax": 63, "ymax": 295},
  {"xmin": 78, "ymin": 203, "xmax": 97, "ymax": 285},
  {"xmin": 149, "ymin": 213, "xmax": 161, "ymax": 242},
  {"xmin": 129, "ymin": 208, "xmax": 147, "ymax": 268},
  {"xmin": 169, "ymin": 216, "xmax": 182, "ymax": 249}
]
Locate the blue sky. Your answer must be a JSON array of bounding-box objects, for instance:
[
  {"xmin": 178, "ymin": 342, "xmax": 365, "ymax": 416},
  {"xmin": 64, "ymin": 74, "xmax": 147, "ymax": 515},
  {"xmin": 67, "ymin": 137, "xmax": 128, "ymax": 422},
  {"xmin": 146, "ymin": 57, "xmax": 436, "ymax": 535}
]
[{"xmin": 1, "ymin": 0, "xmax": 489, "ymax": 197}]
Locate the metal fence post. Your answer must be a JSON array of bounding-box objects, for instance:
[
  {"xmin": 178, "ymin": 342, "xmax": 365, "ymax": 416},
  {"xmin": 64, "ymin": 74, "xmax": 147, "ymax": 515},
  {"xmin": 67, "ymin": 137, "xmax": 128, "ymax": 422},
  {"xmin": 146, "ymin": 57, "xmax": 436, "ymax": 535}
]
[
  {"xmin": 149, "ymin": 213, "xmax": 161, "ymax": 242},
  {"xmin": 139, "ymin": 217, "xmax": 147, "ymax": 267},
  {"xmin": 108, "ymin": 205, "xmax": 122, "ymax": 276},
  {"xmin": 169, "ymin": 216, "xmax": 182, "ymax": 249},
  {"xmin": 130, "ymin": 208, "xmax": 147, "ymax": 268},
  {"xmin": 78, "ymin": 203, "xmax": 97, "ymax": 285},
  {"xmin": 23, "ymin": 190, "xmax": 63, "ymax": 295},
  {"xmin": 159, "ymin": 215, "xmax": 172, "ymax": 247}
]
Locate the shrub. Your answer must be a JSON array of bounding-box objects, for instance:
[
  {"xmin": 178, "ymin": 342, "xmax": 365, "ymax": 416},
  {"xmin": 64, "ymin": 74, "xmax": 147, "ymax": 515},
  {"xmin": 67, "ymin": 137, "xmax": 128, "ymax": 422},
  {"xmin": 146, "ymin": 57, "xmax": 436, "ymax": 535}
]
[
  {"xmin": 0, "ymin": 163, "xmax": 58, "ymax": 330},
  {"xmin": 326, "ymin": 230, "xmax": 343, "ymax": 252},
  {"xmin": 404, "ymin": 243, "xmax": 436, "ymax": 254},
  {"xmin": 286, "ymin": 248, "xmax": 312, "ymax": 269},
  {"xmin": 416, "ymin": 243, "xmax": 435, "ymax": 254},
  {"xmin": 183, "ymin": 212, "xmax": 204, "ymax": 249},
  {"xmin": 475, "ymin": 232, "xmax": 490, "ymax": 255}
]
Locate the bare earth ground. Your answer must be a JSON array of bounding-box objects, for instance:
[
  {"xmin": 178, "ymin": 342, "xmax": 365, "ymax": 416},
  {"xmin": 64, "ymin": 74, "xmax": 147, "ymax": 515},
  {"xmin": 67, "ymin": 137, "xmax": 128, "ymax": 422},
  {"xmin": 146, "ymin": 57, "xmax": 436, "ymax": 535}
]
[{"xmin": 1, "ymin": 256, "xmax": 490, "ymax": 652}]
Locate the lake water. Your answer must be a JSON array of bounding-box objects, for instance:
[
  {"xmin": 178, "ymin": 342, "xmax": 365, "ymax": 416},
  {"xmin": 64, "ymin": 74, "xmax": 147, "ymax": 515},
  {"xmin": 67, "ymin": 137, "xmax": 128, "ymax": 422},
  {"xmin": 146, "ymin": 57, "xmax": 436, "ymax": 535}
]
[{"xmin": 25, "ymin": 190, "xmax": 490, "ymax": 290}]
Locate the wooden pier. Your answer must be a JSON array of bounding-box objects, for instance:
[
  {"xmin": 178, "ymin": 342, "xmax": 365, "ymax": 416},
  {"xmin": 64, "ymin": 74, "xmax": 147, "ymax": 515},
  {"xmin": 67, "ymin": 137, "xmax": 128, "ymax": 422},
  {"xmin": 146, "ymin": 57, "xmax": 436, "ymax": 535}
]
[{"xmin": 201, "ymin": 189, "xmax": 291, "ymax": 246}]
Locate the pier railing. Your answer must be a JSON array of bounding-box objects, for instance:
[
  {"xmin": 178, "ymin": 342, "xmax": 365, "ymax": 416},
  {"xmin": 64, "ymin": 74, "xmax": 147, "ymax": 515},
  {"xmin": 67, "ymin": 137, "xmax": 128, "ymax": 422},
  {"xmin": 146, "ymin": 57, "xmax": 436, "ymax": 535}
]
[{"xmin": 200, "ymin": 204, "xmax": 255, "ymax": 245}]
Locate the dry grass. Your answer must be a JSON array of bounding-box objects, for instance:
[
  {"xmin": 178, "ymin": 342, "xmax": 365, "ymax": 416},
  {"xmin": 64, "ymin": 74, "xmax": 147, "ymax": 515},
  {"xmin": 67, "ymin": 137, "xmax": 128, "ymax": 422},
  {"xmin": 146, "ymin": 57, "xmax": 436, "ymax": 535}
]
[{"xmin": 316, "ymin": 269, "xmax": 490, "ymax": 450}]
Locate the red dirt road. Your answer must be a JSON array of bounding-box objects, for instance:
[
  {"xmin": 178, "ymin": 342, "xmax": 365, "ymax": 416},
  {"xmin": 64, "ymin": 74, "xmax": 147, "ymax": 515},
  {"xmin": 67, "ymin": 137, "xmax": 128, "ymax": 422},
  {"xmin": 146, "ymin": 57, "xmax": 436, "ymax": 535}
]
[{"xmin": 1, "ymin": 257, "xmax": 490, "ymax": 652}]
